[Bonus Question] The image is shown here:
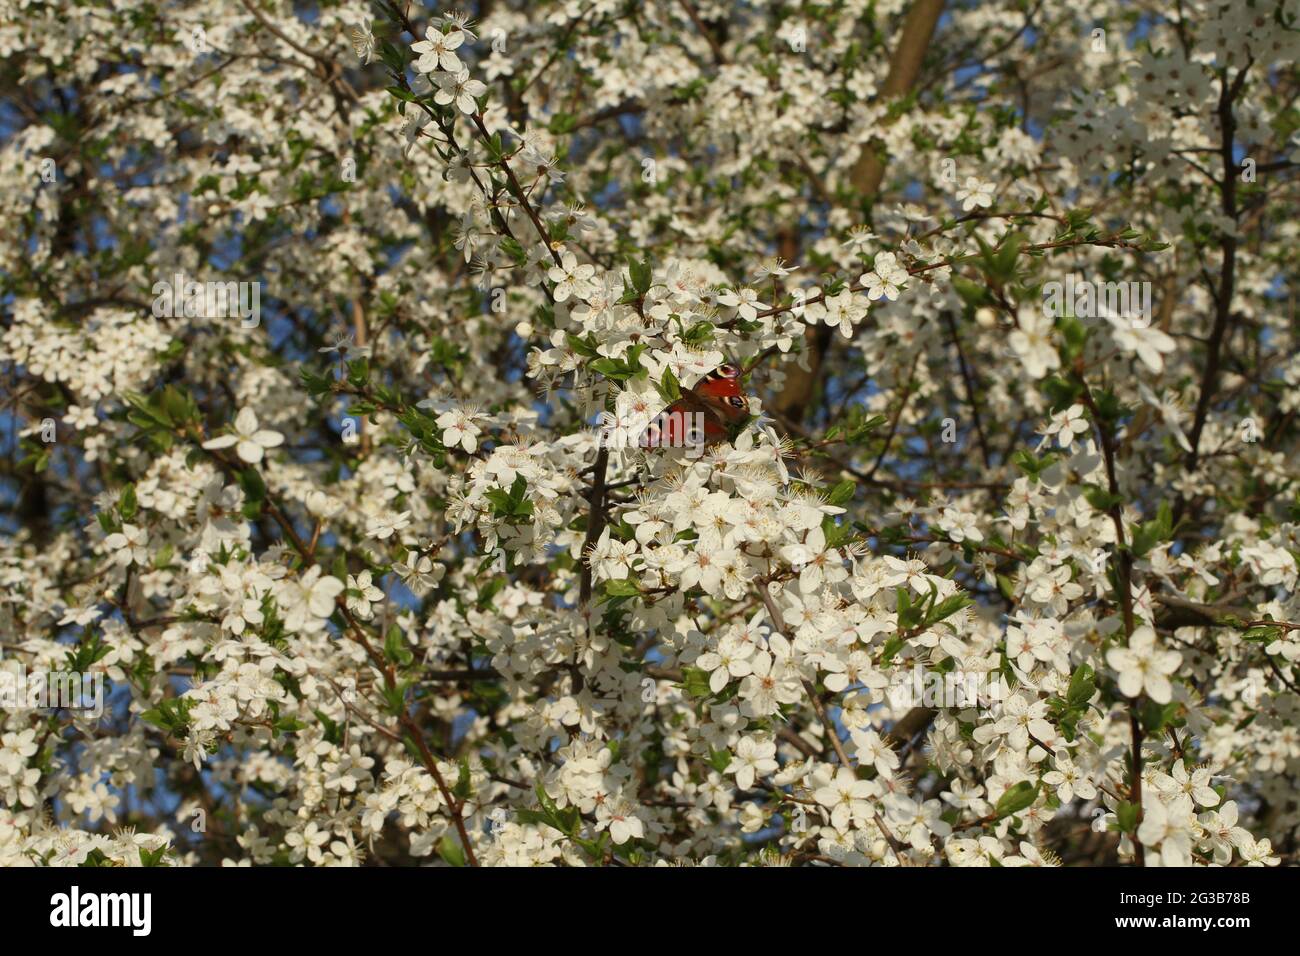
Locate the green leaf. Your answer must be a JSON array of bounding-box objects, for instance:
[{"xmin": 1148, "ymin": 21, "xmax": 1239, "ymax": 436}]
[
  {"xmin": 1140, "ymin": 697, "xmax": 1180, "ymax": 734},
  {"xmin": 1082, "ymin": 484, "xmax": 1122, "ymax": 512},
  {"xmin": 535, "ymin": 782, "xmax": 561, "ymax": 820},
  {"xmin": 820, "ymin": 514, "xmax": 852, "ymax": 549},
  {"xmin": 237, "ymin": 468, "xmax": 266, "ymax": 504},
  {"xmin": 589, "ymin": 356, "xmax": 642, "ymax": 382},
  {"xmin": 118, "ymin": 484, "xmax": 138, "ymax": 521},
  {"xmin": 499, "ymin": 236, "xmax": 527, "ymax": 266},
  {"xmin": 1066, "ymin": 663, "xmax": 1096, "ymax": 709},
  {"xmin": 682, "ymin": 321, "xmax": 715, "ymax": 346},
  {"xmin": 603, "ymin": 578, "xmax": 641, "ymax": 598},
  {"xmin": 708, "ymin": 747, "xmax": 732, "ymax": 773},
  {"xmin": 951, "ymin": 276, "xmax": 989, "ymax": 308},
  {"xmin": 437, "ymin": 835, "xmax": 466, "ymax": 867},
  {"xmin": 878, "ymin": 634, "xmax": 906, "ymax": 665},
  {"xmin": 659, "ymin": 366, "xmax": 681, "ymax": 402},
  {"xmin": 994, "ymin": 781, "xmax": 1039, "ymax": 819},
  {"xmin": 627, "ymin": 257, "xmax": 652, "ymax": 296},
  {"xmin": 1059, "ymin": 315, "xmax": 1088, "ymax": 361},
  {"xmin": 565, "ymin": 332, "xmax": 599, "ymax": 358},
  {"xmin": 484, "ymin": 476, "xmax": 535, "ymax": 520},
  {"xmin": 1041, "ymin": 375, "xmax": 1082, "ymax": 412},
  {"xmin": 453, "ymin": 757, "xmax": 473, "ymax": 800},
  {"xmin": 138, "ymin": 846, "xmax": 168, "ymax": 867},
  {"xmin": 824, "ymin": 479, "xmax": 856, "ymax": 507},
  {"xmin": 385, "ymin": 84, "xmax": 416, "ymax": 103},
  {"xmin": 1012, "ymin": 449, "xmax": 1056, "ymax": 480},
  {"xmin": 379, "ymin": 41, "xmax": 407, "ymax": 73},
  {"xmin": 508, "ymin": 474, "xmax": 527, "ymax": 506},
  {"xmin": 346, "ymin": 357, "xmax": 370, "ymax": 387},
  {"xmin": 547, "ymin": 112, "xmax": 577, "ymax": 135},
  {"xmin": 991, "ymin": 233, "xmax": 1024, "ymax": 281},
  {"xmin": 924, "ymin": 592, "xmax": 973, "ymax": 629},
  {"xmin": 152, "ymin": 542, "xmax": 175, "ymax": 570},
  {"xmin": 846, "ymin": 414, "xmax": 888, "ymax": 444},
  {"xmin": 680, "ymin": 666, "xmax": 713, "ymax": 698},
  {"xmin": 383, "ymin": 625, "xmax": 414, "ymax": 667},
  {"xmin": 161, "ymin": 385, "xmax": 195, "ymax": 426},
  {"xmin": 1093, "ymin": 389, "xmax": 1127, "ymax": 424},
  {"xmin": 314, "ymin": 710, "xmax": 342, "ymax": 746},
  {"xmin": 139, "ymin": 697, "xmax": 193, "ymax": 735},
  {"xmin": 894, "ymin": 587, "xmax": 920, "ymax": 630},
  {"xmin": 1131, "ymin": 500, "xmax": 1173, "ymax": 559},
  {"xmin": 476, "ymin": 576, "xmax": 507, "ymax": 611}
]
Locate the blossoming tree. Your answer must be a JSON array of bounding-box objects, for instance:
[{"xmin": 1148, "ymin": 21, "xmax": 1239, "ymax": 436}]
[{"xmin": 1, "ymin": 0, "xmax": 1298, "ymax": 867}]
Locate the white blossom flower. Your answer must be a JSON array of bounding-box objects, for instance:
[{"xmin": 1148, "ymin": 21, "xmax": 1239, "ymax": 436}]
[
  {"xmin": 366, "ymin": 511, "xmax": 411, "ymax": 540},
  {"xmin": 349, "ymin": 19, "xmax": 376, "ymax": 65},
  {"xmin": 433, "ymin": 68, "xmax": 486, "ymax": 115},
  {"xmin": 1008, "ymin": 304, "xmax": 1060, "ymax": 378},
  {"xmin": 436, "ymin": 408, "xmax": 481, "ymax": 453},
  {"xmin": 104, "ymin": 523, "xmax": 150, "ymax": 566},
  {"xmin": 729, "ymin": 736, "xmax": 777, "ymax": 790},
  {"xmin": 346, "ymin": 570, "xmax": 384, "ymax": 619},
  {"xmin": 411, "ymin": 28, "xmax": 465, "ymax": 73},
  {"xmin": 1106, "ymin": 626, "xmax": 1182, "ymax": 704},
  {"xmin": 548, "ymin": 252, "xmax": 596, "ymax": 302},
  {"xmin": 955, "ymin": 176, "xmax": 995, "ymax": 211},
  {"xmin": 275, "ymin": 567, "xmax": 345, "ymax": 633},
  {"xmin": 202, "ymin": 407, "xmax": 284, "ymax": 464}
]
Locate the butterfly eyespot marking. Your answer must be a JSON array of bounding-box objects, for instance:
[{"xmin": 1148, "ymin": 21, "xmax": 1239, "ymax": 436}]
[
  {"xmin": 713, "ymin": 364, "xmax": 739, "ymax": 379},
  {"xmin": 725, "ymin": 396, "xmax": 747, "ymax": 409}
]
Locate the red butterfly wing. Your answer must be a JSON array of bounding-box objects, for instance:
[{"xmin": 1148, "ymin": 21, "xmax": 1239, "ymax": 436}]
[
  {"xmin": 692, "ymin": 364, "xmax": 748, "ymax": 424},
  {"xmin": 642, "ymin": 398, "xmax": 727, "ymax": 447},
  {"xmin": 642, "ymin": 365, "xmax": 745, "ymax": 448},
  {"xmin": 691, "ymin": 364, "xmax": 743, "ymax": 400}
]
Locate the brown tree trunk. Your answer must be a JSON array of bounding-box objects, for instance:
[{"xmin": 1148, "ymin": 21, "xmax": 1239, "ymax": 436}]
[{"xmin": 770, "ymin": 0, "xmax": 946, "ymax": 423}]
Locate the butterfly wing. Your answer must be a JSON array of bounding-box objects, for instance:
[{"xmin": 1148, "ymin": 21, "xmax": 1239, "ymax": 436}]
[
  {"xmin": 643, "ymin": 365, "xmax": 748, "ymax": 448},
  {"xmin": 690, "ymin": 363, "xmax": 749, "ymax": 426},
  {"xmin": 643, "ymin": 392, "xmax": 728, "ymax": 447}
]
